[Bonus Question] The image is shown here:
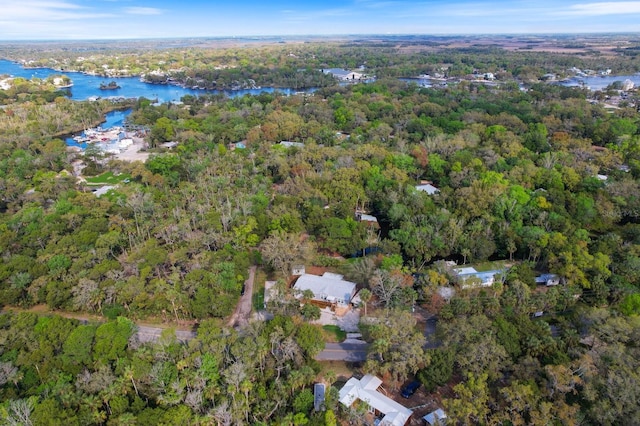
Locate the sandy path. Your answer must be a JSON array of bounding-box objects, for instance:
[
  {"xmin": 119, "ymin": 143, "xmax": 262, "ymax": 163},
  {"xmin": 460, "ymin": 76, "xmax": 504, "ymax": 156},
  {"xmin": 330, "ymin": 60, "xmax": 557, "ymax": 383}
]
[{"xmin": 227, "ymin": 265, "xmax": 257, "ymax": 329}]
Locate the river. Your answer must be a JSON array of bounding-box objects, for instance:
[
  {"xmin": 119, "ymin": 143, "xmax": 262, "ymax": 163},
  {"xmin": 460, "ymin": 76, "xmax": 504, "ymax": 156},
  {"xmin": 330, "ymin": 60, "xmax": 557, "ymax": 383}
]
[
  {"xmin": 558, "ymin": 74, "xmax": 640, "ymax": 90},
  {"xmin": 0, "ymin": 59, "xmax": 313, "ymax": 102},
  {"xmin": 1, "ymin": 59, "xmax": 316, "ymax": 149}
]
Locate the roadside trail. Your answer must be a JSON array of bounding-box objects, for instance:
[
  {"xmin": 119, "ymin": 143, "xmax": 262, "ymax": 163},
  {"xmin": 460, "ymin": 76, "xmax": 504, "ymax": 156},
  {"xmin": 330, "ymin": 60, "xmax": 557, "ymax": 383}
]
[
  {"xmin": 227, "ymin": 265, "xmax": 256, "ymax": 329},
  {"xmin": 2, "ymin": 264, "xmax": 258, "ymax": 343}
]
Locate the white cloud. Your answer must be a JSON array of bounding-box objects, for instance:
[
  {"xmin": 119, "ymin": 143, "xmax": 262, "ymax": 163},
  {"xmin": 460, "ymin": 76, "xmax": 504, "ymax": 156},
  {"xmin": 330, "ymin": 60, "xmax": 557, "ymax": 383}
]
[
  {"xmin": 0, "ymin": 0, "xmax": 112, "ymax": 20},
  {"xmin": 123, "ymin": 6, "xmax": 163, "ymax": 15},
  {"xmin": 0, "ymin": 0, "xmax": 119, "ymax": 39},
  {"xmin": 565, "ymin": 1, "xmax": 640, "ymax": 15}
]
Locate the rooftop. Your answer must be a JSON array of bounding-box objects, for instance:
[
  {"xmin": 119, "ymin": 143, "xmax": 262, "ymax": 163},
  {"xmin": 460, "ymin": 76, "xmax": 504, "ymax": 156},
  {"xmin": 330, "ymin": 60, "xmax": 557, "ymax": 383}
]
[
  {"xmin": 293, "ymin": 273, "xmax": 357, "ymax": 305},
  {"xmin": 339, "ymin": 375, "xmax": 412, "ymax": 426}
]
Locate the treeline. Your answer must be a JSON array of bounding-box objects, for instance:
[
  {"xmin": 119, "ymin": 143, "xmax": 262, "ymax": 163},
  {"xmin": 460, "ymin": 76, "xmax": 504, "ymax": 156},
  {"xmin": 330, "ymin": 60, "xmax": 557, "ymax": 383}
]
[
  {"xmin": 147, "ymin": 66, "xmax": 337, "ymax": 90},
  {"xmin": 4, "ymin": 37, "xmax": 640, "ymax": 86},
  {"xmin": 0, "ymin": 312, "xmax": 335, "ymax": 425}
]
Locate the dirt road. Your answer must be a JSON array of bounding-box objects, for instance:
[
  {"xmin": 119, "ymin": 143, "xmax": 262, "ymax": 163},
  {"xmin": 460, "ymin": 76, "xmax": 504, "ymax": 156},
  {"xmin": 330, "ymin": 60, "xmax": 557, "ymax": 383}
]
[
  {"xmin": 136, "ymin": 325, "xmax": 196, "ymax": 343},
  {"xmin": 227, "ymin": 265, "xmax": 257, "ymax": 329}
]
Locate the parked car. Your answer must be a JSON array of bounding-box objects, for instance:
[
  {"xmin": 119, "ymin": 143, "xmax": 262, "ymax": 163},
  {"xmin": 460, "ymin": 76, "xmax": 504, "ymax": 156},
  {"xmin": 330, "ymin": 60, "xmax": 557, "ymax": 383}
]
[{"xmin": 401, "ymin": 380, "xmax": 421, "ymax": 398}]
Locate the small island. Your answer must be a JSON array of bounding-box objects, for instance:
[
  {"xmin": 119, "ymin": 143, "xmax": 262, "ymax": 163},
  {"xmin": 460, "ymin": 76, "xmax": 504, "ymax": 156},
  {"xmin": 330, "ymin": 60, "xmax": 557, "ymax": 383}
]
[{"xmin": 99, "ymin": 81, "xmax": 120, "ymax": 90}]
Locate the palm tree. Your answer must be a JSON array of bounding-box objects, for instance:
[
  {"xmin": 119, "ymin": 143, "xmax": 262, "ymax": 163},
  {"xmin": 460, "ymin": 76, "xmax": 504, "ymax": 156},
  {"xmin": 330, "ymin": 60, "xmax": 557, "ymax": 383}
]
[{"xmin": 358, "ymin": 289, "xmax": 372, "ymax": 317}]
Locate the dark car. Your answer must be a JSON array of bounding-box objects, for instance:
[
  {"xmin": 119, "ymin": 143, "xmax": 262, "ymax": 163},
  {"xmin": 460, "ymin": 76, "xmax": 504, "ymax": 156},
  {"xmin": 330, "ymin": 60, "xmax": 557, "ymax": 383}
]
[{"xmin": 401, "ymin": 380, "xmax": 421, "ymax": 398}]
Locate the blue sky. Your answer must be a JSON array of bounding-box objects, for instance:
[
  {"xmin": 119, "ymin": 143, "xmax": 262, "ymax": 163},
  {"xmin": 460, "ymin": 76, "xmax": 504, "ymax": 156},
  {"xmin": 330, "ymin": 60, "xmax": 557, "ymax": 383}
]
[{"xmin": 0, "ymin": 0, "xmax": 639, "ymax": 40}]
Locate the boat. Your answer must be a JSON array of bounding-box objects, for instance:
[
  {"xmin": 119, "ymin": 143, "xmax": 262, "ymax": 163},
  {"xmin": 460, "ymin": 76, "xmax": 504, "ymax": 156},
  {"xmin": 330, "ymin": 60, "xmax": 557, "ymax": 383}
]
[{"xmin": 99, "ymin": 81, "xmax": 121, "ymax": 90}]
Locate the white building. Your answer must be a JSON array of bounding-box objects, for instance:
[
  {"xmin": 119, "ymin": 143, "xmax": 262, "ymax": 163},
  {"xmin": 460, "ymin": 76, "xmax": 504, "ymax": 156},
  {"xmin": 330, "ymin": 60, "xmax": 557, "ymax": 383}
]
[
  {"xmin": 293, "ymin": 272, "xmax": 357, "ymax": 306},
  {"xmin": 339, "ymin": 375, "xmax": 412, "ymax": 426},
  {"xmin": 415, "ymin": 183, "xmax": 440, "ymax": 195},
  {"xmin": 453, "ymin": 267, "xmax": 503, "ymax": 289}
]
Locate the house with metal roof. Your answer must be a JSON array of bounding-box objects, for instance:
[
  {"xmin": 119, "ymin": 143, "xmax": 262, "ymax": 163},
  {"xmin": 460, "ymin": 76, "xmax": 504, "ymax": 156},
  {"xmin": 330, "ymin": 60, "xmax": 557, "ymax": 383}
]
[
  {"xmin": 453, "ymin": 266, "xmax": 504, "ymax": 289},
  {"xmin": 293, "ymin": 272, "xmax": 357, "ymax": 307},
  {"xmin": 415, "ymin": 183, "xmax": 440, "ymax": 195},
  {"xmin": 339, "ymin": 375, "xmax": 412, "ymax": 426}
]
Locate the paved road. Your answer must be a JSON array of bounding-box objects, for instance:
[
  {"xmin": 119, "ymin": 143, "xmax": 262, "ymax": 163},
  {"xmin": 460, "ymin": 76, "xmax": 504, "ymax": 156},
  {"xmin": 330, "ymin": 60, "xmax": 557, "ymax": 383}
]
[{"xmin": 315, "ymin": 342, "xmax": 369, "ymax": 362}]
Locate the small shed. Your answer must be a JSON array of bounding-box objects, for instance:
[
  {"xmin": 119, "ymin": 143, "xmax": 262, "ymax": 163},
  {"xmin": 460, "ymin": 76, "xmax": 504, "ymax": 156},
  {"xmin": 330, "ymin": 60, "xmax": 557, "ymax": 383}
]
[
  {"xmin": 423, "ymin": 408, "xmax": 447, "ymax": 425},
  {"xmin": 314, "ymin": 383, "xmax": 326, "ymax": 412},
  {"xmin": 292, "ymin": 265, "xmax": 306, "ymax": 276}
]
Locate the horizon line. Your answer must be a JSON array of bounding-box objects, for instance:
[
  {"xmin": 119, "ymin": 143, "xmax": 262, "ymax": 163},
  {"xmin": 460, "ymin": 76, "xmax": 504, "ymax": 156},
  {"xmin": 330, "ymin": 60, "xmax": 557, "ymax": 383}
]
[{"xmin": 1, "ymin": 31, "xmax": 640, "ymax": 43}]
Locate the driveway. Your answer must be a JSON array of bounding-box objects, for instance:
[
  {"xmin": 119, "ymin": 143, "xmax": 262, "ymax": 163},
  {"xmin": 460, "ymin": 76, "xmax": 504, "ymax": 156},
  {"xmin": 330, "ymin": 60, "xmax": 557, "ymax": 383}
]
[
  {"xmin": 227, "ymin": 265, "xmax": 257, "ymax": 328},
  {"xmin": 413, "ymin": 305, "xmax": 440, "ymax": 349}
]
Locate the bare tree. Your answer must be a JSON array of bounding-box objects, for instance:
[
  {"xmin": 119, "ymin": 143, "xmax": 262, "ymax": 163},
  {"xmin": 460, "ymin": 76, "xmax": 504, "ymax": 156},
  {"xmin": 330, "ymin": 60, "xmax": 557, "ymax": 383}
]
[
  {"xmin": 260, "ymin": 230, "xmax": 312, "ymax": 276},
  {"xmin": 370, "ymin": 269, "xmax": 404, "ymax": 308},
  {"xmin": 3, "ymin": 399, "xmax": 34, "ymax": 426}
]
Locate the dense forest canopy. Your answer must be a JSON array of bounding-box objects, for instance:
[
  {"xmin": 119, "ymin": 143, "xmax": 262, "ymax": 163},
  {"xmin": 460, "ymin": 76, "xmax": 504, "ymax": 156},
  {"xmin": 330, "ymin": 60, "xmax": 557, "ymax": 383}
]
[{"xmin": 0, "ymin": 36, "xmax": 639, "ymax": 424}]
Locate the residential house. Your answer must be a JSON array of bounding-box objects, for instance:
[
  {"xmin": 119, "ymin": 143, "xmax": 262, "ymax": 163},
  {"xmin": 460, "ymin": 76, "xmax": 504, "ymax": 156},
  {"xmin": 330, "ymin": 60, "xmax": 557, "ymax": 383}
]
[
  {"xmin": 415, "ymin": 181, "xmax": 440, "ymax": 195},
  {"xmin": 160, "ymin": 141, "xmax": 179, "ymax": 149},
  {"xmin": 356, "ymin": 211, "xmax": 380, "ymax": 228},
  {"xmin": 453, "ymin": 267, "xmax": 503, "ymax": 289},
  {"xmin": 92, "ymin": 185, "xmax": 116, "ymax": 198},
  {"xmin": 279, "ymin": 141, "xmax": 304, "ymax": 148},
  {"xmin": 321, "ymin": 68, "xmax": 366, "ymax": 81},
  {"xmin": 228, "ymin": 141, "xmax": 246, "ymax": 150},
  {"xmin": 339, "ymin": 375, "xmax": 412, "ymax": 426},
  {"xmin": 535, "ymin": 273, "xmax": 561, "ymax": 286},
  {"xmin": 293, "ymin": 272, "xmax": 357, "ymax": 315}
]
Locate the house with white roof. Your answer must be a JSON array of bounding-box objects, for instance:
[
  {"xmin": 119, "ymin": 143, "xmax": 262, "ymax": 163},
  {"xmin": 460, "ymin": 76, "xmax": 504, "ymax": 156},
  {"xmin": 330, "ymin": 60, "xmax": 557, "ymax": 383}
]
[
  {"xmin": 356, "ymin": 211, "xmax": 380, "ymax": 228},
  {"xmin": 535, "ymin": 273, "xmax": 561, "ymax": 286},
  {"xmin": 279, "ymin": 141, "xmax": 304, "ymax": 148},
  {"xmin": 339, "ymin": 375, "xmax": 412, "ymax": 426},
  {"xmin": 293, "ymin": 272, "xmax": 357, "ymax": 314},
  {"xmin": 415, "ymin": 183, "xmax": 440, "ymax": 195},
  {"xmin": 453, "ymin": 266, "xmax": 504, "ymax": 289}
]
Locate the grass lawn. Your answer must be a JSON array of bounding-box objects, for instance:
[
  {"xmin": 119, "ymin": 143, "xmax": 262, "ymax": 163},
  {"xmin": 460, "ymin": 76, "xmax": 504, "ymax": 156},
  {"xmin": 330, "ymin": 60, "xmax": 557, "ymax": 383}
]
[
  {"xmin": 322, "ymin": 325, "xmax": 346, "ymax": 342},
  {"xmin": 85, "ymin": 171, "xmax": 131, "ymax": 185},
  {"xmin": 252, "ymin": 269, "xmax": 266, "ymax": 311},
  {"xmin": 471, "ymin": 259, "xmax": 513, "ymax": 272}
]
